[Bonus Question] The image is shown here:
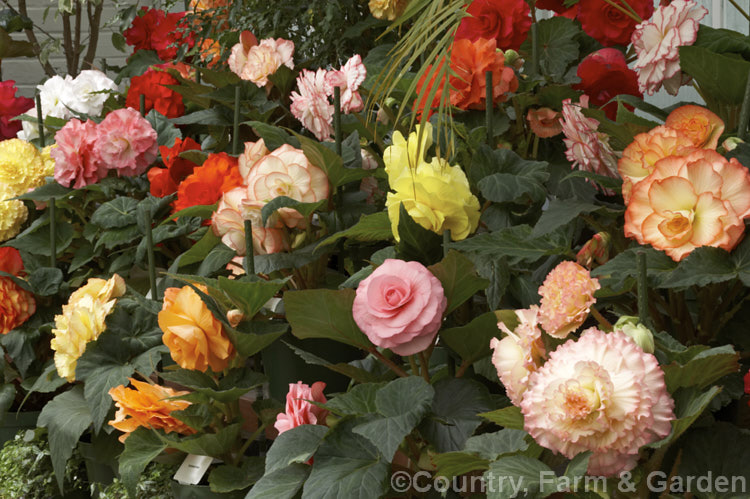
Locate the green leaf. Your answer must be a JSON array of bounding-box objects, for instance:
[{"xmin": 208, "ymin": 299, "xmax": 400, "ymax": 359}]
[
  {"xmin": 118, "ymin": 427, "xmax": 168, "ymax": 497},
  {"xmin": 562, "ymin": 170, "xmax": 624, "ymax": 192},
  {"xmin": 396, "ymin": 203, "xmax": 443, "ymax": 265},
  {"xmin": 325, "ymin": 383, "xmax": 385, "ymax": 416},
  {"xmin": 38, "ymin": 387, "xmax": 94, "ymax": 493},
  {"xmin": 245, "ymin": 463, "xmax": 310, "ymax": 499},
  {"xmin": 178, "ymin": 229, "xmax": 220, "ymax": 268},
  {"xmin": 5, "ymin": 220, "xmax": 73, "ymax": 257},
  {"xmin": 217, "ymin": 276, "xmax": 287, "ymax": 318},
  {"xmin": 479, "ymin": 172, "xmax": 547, "ymax": 205},
  {"xmin": 592, "ymin": 247, "xmax": 677, "ymax": 291},
  {"xmin": 260, "ymin": 196, "xmax": 327, "ymax": 225},
  {"xmin": 449, "ymin": 225, "xmax": 570, "ymax": 263},
  {"xmin": 428, "ymin": 250, "xmax": 489, "ymax": 314},
  {"xmin": 659, "ymin": 247, "xmax": 736, "ymax": 288},
  {"xmin": 165, "ymin": 203, "xmax": 218, "ymax": 224},
  {"xmin": 162, "ymin": 366, "xmax": 266, "ymax": 404},
  {"xmin": 650, "ymin": 387, "xmax": 721, "ymax": 449},
  {"xmin": 420, "ymin": 378, "xmax": 492, "ymax": 453},
  {"xmin": 662, "ymin": 345, "xmax": 739, "ymax": 392},
  {"xmin": 158, "ymin": 423, "xmax": 242, "ymax": 457},
  {"xmin": 0, "ymin": 384, "xmax": 16, "ymax": 425},
  {"xmin": 464, "ymin": 429, "xmax": 530, "ymax": 460},
  {"xmin": 91, "ymin": 197, "xmax": 139, "ymax": 229},
  {"xmin": 353, "ymin": 376, "xmax": 435, "ymax": 459},
  {"xmin": 484, "ymin": 456, "xmax": 557, "ymax": 499},
  {"xmin": 254, "ymin": 242, "xmax": 322, "ymax": 274},
  {"xmin": 27, "ymin": 267, "xmax": 63, "ymax": 296},
  {"xmin": 146, "ymin": 109, "xmax": 182, "ymax": 147},
  {"xmin": 433, "ymin": 452, "xmax": 490, "ymax": 480},
  {"xmin": 469, "ymin": 146, "xmax": 549, "ymax": 188},
  {"xmin": 171, "ymin": 107, "xmax": 233, "ymax": 126},
  {"xmin": 245, "ymin": 121, "xmax": 295, "ymax": 151},
  {"xmin": 520, "ymin": 16, "xmax": 580, "ymax": 80},
  {"xmin": 15, "ymin": 181, "xmax": 72, "ymax": 201},
  {"xmin": 209, "ymin": 457, "xmax": 264, "ymax": 493},
  {"xmin": 679, "ymin": 45, "xmax": 750, "ymax": 105},
  {"xmin": 284, "ymin": 288, "xmax": 372, "ymax": 349},
  {"xmin": 563, "ymin": 452, "xmax": 592, "ymax": 481},
  {"xmin": 265, "ymin": 424, "xmax": 329, "ymax": 474},
  {"xmin": 479, "ymin": 406, "xmax": 525, "ymax": 430},
  {"xmin": 228, "ymin": 320, "xmax": 288, "ymax": 357},
  {"xmin": 440, "ymin": 312, "xmax": 500, "ymax": 368},
  {"xmin": 197, "ymin": 242, "xmax": 236, "ymax": 277},
  {"xmin": 316, "ymin": 211, "xmax": 393, "ymax": 249},
  {"xmin": 289, "ymin": 130, "xmax": 369, "ymax": 188},
  {"xmin": 531, "ymin": 199, "xmax": 602, "ymax": 237},
  {"xmin": 694, "ymin": 25, "xmax": 750, "ymax": 59},
  {"xmin": 22, "ymin": 361, "xmax": 66, "ymax": 394},
  {"xmin": 285, "ymin": 342, "xmax": 392, "ymax": 384}
]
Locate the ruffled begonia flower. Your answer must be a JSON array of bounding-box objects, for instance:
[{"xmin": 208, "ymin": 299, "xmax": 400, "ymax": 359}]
[
  {"xmin": 455, "ymin": 0, "xmax": 531, "ymax": 51},
  {"xmin": 632, "ymin": 0, "xmax": 707, "ymax": 96},
  {"xmin": 0, "ymin": 81, "xmax": 33, "ymax": 140},
  {"xmin": 0, "ymin": 139, "xmax": 48, "ymax": 195},
  {"xmin": 353, "ymin": 259, "xmax": 446, "ymax": 356},
  {"xmin": 624, "ymin": 149, "xmax": 750, "ymax": 261},
  {"xmin": 124, "ymin": 7, "xmax": 195, "ymax": 61},
  {"xmin": 0, "ymin": 248, "xmax": 35, "ymax": 335},
  {"xmin": 665, "ymin": 104, "xmax": 724, "ymax": 150},
  {"xmin": 243, "ymin": 144, "xmax": 329, "ymax": 228},
  {"xmin": 577, "ymin": 0, "xmax": 654, "ymax": 47},
  {"xmin": 174, "ymin": 152, "xmax": 243, "ymax": 213},
  {"xmin": 239, "ymin": 139, "xmax": 270, "ymax": 180},
  {"xmin": 51, "ymin": 118, "xmax": 104, "ymax": 189},
  {"xmin": 325, "ymin": 54, "xmax": 366, "ymax": 113},
  {"xmin": 158, "ymin": 285, "xmax": 235, "ymax": 372},
  {"xmin": 560, "ymin": 97, "xmax": 619, "ymax": 186},
  {"xmin": 290, "ymin": 68, "xmax": 335, "ymax": 141},
  {"xmin": 51, "ymin": 275, "xmax": 126, "ymax": 381},
  {"xmin": 618, "ymin": 125, "xmax": 697, "ymax": 202},
  {"xmin": 384, "ymin": 123, "xmax": 433, "ymax": 181},
  {"xmin": 449, "ymin": 38, "xmax": 518, "ymax": 110},
  {"xmin": 126, "ymin": 67, "xmax": 185, "ymax": 119},
  {"xmin": 95, "ymin": 108, "xmax": 158, "ymax": 178},
  {"xmin": 538, "ymin": 261, "xmax": 600, "ymax": 338},
  {"xmin": 18, "ymin": 75, "xmax": 74, "ymax": 141},
  {"xmin": 67, "ymin": 70, "xmax": 118, "ymax": 117},
  {"xmin": 527, "ymin": 108, "xmax": 562, "ymax": 138},
  {"xmin": 368, "ymin": 0, "xmax": 408, "ymax": 20},
  {"xmin": 490, "ymin": 307, "xmax": 546, "ymax": 406},
  {"xmin": 148, "ymin": 136, "xmax": 202, "ymax": 198},
  {"xmin": 574, "ymin": 48, "xmax": 642, "ymax": 121},
  {"xmin": 0, "ymin": 184, "xmax": 27, "ymax": 242},
  {"xmin": 228, "ymin": 32, "xmax": 295, "ymax": 88},
  {"xmin": 0, "ymin": 247, "xmax": 24, "ymax": 276},
  {"xmin": 274, "ymin": 381, "xmax": 328, "ymax": 435},
  {"xmin": 521, "ymin": 328, "xmax": 674, "ymax": 476},
  {"xmin": 147, "ymin": 168, "xmax": 178, "ymax": 198},
  {"xmin": 109, "ymin": 378, "xmax": 195, "ymax": 442}
]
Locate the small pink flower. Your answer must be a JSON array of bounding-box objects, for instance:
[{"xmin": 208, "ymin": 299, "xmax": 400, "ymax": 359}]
[
  {"xmin": 538, "ymin": 261, "xmax": 600, "ymax": 338},
  {"xmin": 521, "ymin": 328, "xmax": 674, "ymax": 476},
  {"xmin": 290, "ymin": 69, "xmax": 334, "ymax": 141},
  {"xmin": 274, "ymin": 381, "xmax": 328, "ymax": 435},
  {"xmin": 632, "ymin": 0, "xmax": 707, "ymax": 96},
  {"xmin": 353, "ymin": 259, "xmax": 447, "ymax": 356},
  {"xmin": 52, "ymin": 119, "xmax": 104, "ymax": 188},
  {"xmin": 325, "ymin": 54, "xmax": 366, "ymax": 114},
  {"xmin": 560, "ymin": 97, "xmax": 619, "ymax": 189},
  {"xmin": 95, "ymin": 108, "xmax": 158, "ymax": 177},
  {"xmin": 490, "ymin": 307, "xmax": 546, "ymax": 406},
  {"xmin": 228, "ymin": 34, "xmax": 295, "ymax": 88}
]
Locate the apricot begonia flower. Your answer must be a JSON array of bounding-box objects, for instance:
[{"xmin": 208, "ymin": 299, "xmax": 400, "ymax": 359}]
[
  {"xmin": 538, "ymin": 261, "xmax": 600, "ymax": 338},
  {"xmin": 527, "ymin": 108, "xmax": 562, "ymax": 138},
  {"xmin": 665, "ymin": 104, "xmax": 724, "ymax": 150},
  {"xmin": 624, "ymin": 149, "xmax": 750, "ymax": 262}
]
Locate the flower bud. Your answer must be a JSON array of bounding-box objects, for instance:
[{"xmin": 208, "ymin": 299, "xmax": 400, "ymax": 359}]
[
  {"xmin": 576, "ymin": 232, "xmax": 611, "ymax": 269},
  {"xmin": 722, "ymin": 137, "xmax": 744, "ymax": 152},
  {"xmin": 226, "ymin": 309, "xmax": 244, "ymax": 327},
  {"xmin": 614, "ymin": 316, "xmax": 655, "ymax": 354},
  {"xmin": 503, "ymin": 49, "xmax": 523, "ymax": 70}
]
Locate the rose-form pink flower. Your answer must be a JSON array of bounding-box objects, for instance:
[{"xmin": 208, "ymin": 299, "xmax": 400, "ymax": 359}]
[
  {"xmin": 238, "ymin": 139, "xmax": 270, "ymax": 180},
  {"xmin": 624, "ymin": 149, "xmax": 750, "ymax": 261},
  {"xmin": 52, "ymin": 119, "xmax": 104, "ymax": 188},
  {"xmin": 274, "ymin": 381, "xmax": 328, "ymax": 435},
  {"xmin": 490, "ymin": 307, "xmax": 546, "ymax": 406},
  {"xmin": 290, "ymin": 69, "xmax": 334, "ymax": 141},
  {"xmin": 353, "ymin": 259, "xmax": 447, "ymax": 356},
  {"xmin": 228, "ymin": 35, "xmax": 295, "ymax": 88},
  {"xmin": 521, "ymin": 328, "xmax": 674, "ymax": 476},
  {"xmin": 632, "ymin": 0, "xmax": 707, "ymax": 96},
  {"xmin": 243, "ymin": 144, "xmax": 329, "ymax": 228},
  {"xmin": 538, "ymin": 261, "xmax": 600, "ymax": 339},
  {"xmin": 560, "ymin": 97, "xmax": 619, "ymax": 190},
  {"xmin": 325, "ymin": 54, "xmax": 366, "ymax": 114},
  {"xmin": 95, "ymin": 108, "xmax": 158, "ymax": 177}
]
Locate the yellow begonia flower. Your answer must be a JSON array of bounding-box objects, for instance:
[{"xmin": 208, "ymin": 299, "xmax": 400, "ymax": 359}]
[
  {"xmin": 41, "ymin": 145, "xmax": 56, "ymax": 177},
  {"xmin": 368, "ymin": 0, "xmax": 408, "ymax": 20},
  {"xmin": 0, "ymin": 139, "xmax": 47, "ymax": 196},
  {"xmin": 383, "ymin": 123, "xmax": 433, "ymax": 181},
  {"xmin": 0, "ymin": 183, "xmax": 28, "ymax": 242}
]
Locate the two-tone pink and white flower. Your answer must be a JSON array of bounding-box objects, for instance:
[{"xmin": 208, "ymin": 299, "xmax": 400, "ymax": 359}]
[
  {"xmin": 291, "ymin": 69, "xmax": 335, "ymax": 141},
  {"xmin": 632, "ymin": 0, "xmax": 707, "ymax": 96},
  {"xmin": 325, "ymin": 54, "xmax": 367, "ymax": 113},
  {"xmin": 228, "ymin": 31, "xmax": 294, "ymax": 88}
]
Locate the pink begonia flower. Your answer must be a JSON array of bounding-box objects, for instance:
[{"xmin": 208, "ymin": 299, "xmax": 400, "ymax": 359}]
[
  {"xmin": 243, "ymin": 144, "xmax": 329, "ymax": 228},
  {"xmin": 228, "ymin": 33, "xmax": 295, "ymax": 88},
  {"xmin": 95, "ymin": 108, "xmax": 158, "ymax": 177},
  {"xmin": 559, "ymin": 97, "xmax": 619, "ymax": 191},
  {"xmin": 490, "ymin": 307, "xmax": 546, "ymax": 406},
  {"xmin": 290, "ymin": 69, "xmax": 335, "ymax": 141},
  {"xmin": 632, "ymin": 0, "xmax": 707, "ymax": 96},
  {"xmin": 521, "ymin": 328, "xmax": 674, "ymax": 477},
  {"xmin": 538, "ymin": 261, "xmax": 600, "ymax": 339},
  {"xmin": 52, "ymin": 118, "xmax": 104, "ymax": 188},
  {"xmin": 325, "ymin": 54, "xmax": 367, "ymax": 113},
  {"xmin": 274, "ymin": 381, "xmax": 328, "ymax": 435},
  {"xmin": 353, "ymin": 259, "xmax": 447, "ymax": 356}
]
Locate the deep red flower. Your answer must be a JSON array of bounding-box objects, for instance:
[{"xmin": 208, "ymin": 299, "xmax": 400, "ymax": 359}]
[
  {"xmin": 123, "ymin": 7, "xmax": 165, "ymax": 52},
  {"xmin": 536, "ymin": 0, "xmax": 577, "ymax": 18},
  {"xmin": 573, "ymin": 48, "xmax": 642, "ymax": 121},
  {"xmin": 123, "ymin": 7, "xmax": 195, "ymax": 61},
  {"xmin": 0, "ymin": 81, "xmax": 33, "ymax": 140},
  {"xmin": 454, "ymin": 0, "xmax": 532, "ymax": 51},
  {"xmin": 160, "ymin": 136, "xmax": 201, "ymax": 184},
  {"xmin": 576, "ymin": 0, "xmax": 654, "ymax": 47},
  {"xmin": 0, "ymin": 247, "xmax": 24, "ymax": 276},
  {"xmin": 126, "ymin": 68, "xmax": 185, "ymax": 119}
]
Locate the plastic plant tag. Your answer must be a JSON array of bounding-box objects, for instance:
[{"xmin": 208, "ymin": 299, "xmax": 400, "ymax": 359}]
[{"xmin": 174, "ymin": 454, "xmax": 214, "ymax": 485}]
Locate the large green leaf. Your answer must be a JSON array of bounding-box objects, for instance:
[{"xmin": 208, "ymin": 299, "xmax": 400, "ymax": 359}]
[
  {"xmin": 449, "ymin": 225, "xmax": 570, "ymax": 263},
  {"xmin": 157, "ymin": 423, "xmax": 242, "ymax": 457},
  {"xmin": 479, "ymin": 172, "xmax": 547, "ymax": 205},
  {"xmin": 325, "ymin": 383, "xmax": 385, "ymax": 416},
  {"xmin": 484, "ymin": 456, "xmax": 558, "ymax": 499},
  {"xmin": 217, "ymin": 276, "xmax": 287, "ymax": 318},
  {"xmin": 520, "ymin": 16, "xmax": 580, "ymax": 80},
  {"xmin": 592, "ymin": 247, "xmax": 678, "ymax": 291},
  {"xmin": 433, "ymin": 452, "xmax": 490, "ymax": 480},
  {"xmin": 228, "ymin": 320, "xmax": 288, "ymax": 357},
  {"xmin": 118, "ymin": 427, "xmax": 168, "ymax": 497},
  {"xmin": 5, "ymin": 220, "xmax": 74, "ymax": 257},
  {"xmin": 478, "ymin": 406, "xmax": 525, "ymax": 430},
  {"xmin": 531, "ymin": 199, "xmax": 602, "ymax": 237},
  {"xmin": 146, "ymin": 109, "xmax": 182, "ymax": 147},
  {"xmin": 38, "ymin": 387, "xmax": 94, "ymax": 493},
  {"xmin": 428, "ymin": 250, "xmax": 489, "ymax": 314},
  {"xmin": 160, "ymin": 366, "xmax": 266, "ymax": 404},
  {"xmin": 286, "ymin": 342, "xmax": 393, "ymax": 384},
  {"xmin": 15, "ymin": 181, "xmax": 72, "ymax": 201},
  {"xmin": 464, "ymin": 429, "xmax": 530, "ymax": 460},
  {"xmin": 265, "ymin": 424, "xmax": 329, "ymax": 474},
  {"xmin": 694, "ymin": 24, "xmax": 750, "ymax": 59},
  {"xmin": 396, "ymin": 203, "xmax": 443, "ymax": 265},
  {"xmin": 662, "ymin": 345, "xmax": 739, "ymax": 392},
  {"xmin": 679, "ymin": 45, "xmax": 750, "ymax": 105},
  {"xmin": 650, "ymin": 387, "xmax": 721, "ymax": 449},
  {"xmin": 245, "ymin": 463, "xmax": 310, "ymax": 499},
  {"xmin": 91, "ymin": 197, "xmax": 139, "ymax": 229},
  {"xmin": 316, "ymin": 211, "xmax": 393, "ymax": 249},
  {"xmin": 261, "ymin": 196, "xmax": 327, "ymax": 225},
  {"xmin": 284, "ymin": 288, "xmax": 372, "ymax": 349},
  {"xmin": 290, "ymin": 131, "xmax": 369, "ymax": 188},
  {"xmin": 440, "ymin": 312, "xmax": 500, "ymax": 368},
  {"xmin": 208, "ymin": 457, "xmax": 264, "ymax": 493},
  {"xmin": 178, "ymin": 230, "xmax": 220, "ymax": 268},
  {"xmin": 245, "ymin": 121, "xmax": 295, "ymax": 151}
]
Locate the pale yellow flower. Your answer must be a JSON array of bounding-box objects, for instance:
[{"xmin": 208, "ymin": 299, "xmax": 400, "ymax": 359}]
[
  {"xmin": 0, "ymin": 139, "xmax": 47, "ymax": 196},
  {"xmin": 369, "ymin": 0, "xmax": 408, "ymax": 20},
  {"xmin": 0, "ymin": 184, "xmax": 28, "ymax": 242},
  {"xmin": 383, "ymin": 123, "xmax": 433, "ymax": 181},
  {"xmin": 41, "ymin": 145, "xmax": 56, "ymax": 177}
]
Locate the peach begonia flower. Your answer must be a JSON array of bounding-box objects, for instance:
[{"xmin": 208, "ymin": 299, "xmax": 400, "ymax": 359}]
[
  {"xmin": 290, "ymin": 68, "xmax": 334, "ymax": 141},
  {"xmin": 108, "ymin": 378, "xmax": 195, "ymax": 442},
  {"xmin": 51, "ymin": 275, "xmax": 126, "ymax": 381},
  {"xmin": 665, "ymin": 104, "xmax": 725, "ymax": 150},
  {"xmin": 527, "ymin": 108, "xmax": 562, "ymax": 138},
  {"xmin": 624, "ymin": 149, "xmax": 750, "ymax": 262},
  {"xmin": 538, "ymin": 261, "xmax": 600, "ymax": 339},
  {"xmin": 158, "ymin": 285, "xmax": 235, "ymax": 372},
  {"xmin": 521, "ymin": 328, "xmax": 674, "ymax": 477},
  {"xmin": 618, "ymin": 125, "xmax": 696, "ymax": 203},
  {"xmin": 490, "ymin": 307, "xmax": 546, "ymax": 406},
  {"xmin": 325, "ymin": 54, "xmax": 367, "ymax": 114},
  {"xmin": 228, "ymin": 31, "xmax": 294, "ymax": 88},
  {"xmin": 274, "ymin": 381, "xmax": 328, "ymax": 435},
  {"xmin": 632, "ymin": 0, "xmax": 707, "ymax": 96}
]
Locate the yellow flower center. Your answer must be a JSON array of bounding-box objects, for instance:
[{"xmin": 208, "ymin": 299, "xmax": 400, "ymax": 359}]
[{"xmin": 658, "ymin": 210, "xmax": 693, "ymax": 242}]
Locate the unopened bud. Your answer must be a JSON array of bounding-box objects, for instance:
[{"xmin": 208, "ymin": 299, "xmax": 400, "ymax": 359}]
[
  {"xmin": 722, "ymin": 137, "xmax": 744, "ymax": 152},
  {"xmin": 614, "ymin": 316, "xmax": 655, "ymax": 354},
  {"xmin": 577, "ymin": 232, "xmax": 611, "ymax": 269},
  {"xmin": 227, "ymin": 309, "xmax": 245, "ymax": 327},
  {"xmin": 503, "ymin": 49, "xmax": 523, "ymax": 70}
]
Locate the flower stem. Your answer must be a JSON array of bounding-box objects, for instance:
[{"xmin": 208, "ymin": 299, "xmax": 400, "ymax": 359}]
[
  {"xmin": 636, "ymin": 250, "xmax": 649, "ymax": 327},
  {"xmin": 233, "ymin": 86, "xmax": 241, "ymax": 155},
  {"xmin": 243, "ymin": 220, "xmax": 255, "ymax": 276},
  {"xmin": 590, "ymin": 307, "xmax": 613, "ymax": 330},
  {"xmin": 737, "ymin": 65, "xmax": 750, "ymax": 141},
  {"xmin": 728, "ymin": 0, "xmax": 750, "ymax": 22},
  {"xmin": 369, "ymin": 347, "xmax": 409, "ymax": 377},
  {"xmin": 418, "ymin": 351, "xmax": 430, "ymax": 383}
]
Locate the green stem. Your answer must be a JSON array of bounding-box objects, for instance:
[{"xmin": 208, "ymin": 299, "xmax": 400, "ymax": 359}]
[
  {"xmin": 139, "ymin": 94, "xmax": 145, "ymax": 117},
  {"xmin": 409, "ymin": 355, "xmax": 420, "ymax": 376},
  {"xmin": 636, "ymin": 250, "xmax": 649, "ymax": 326},
  {"xmin": 485, "ymin": 70, "xmax": 493, "ymax": 145},
  {"xmin": 530, "ymin": 22, "xmax": 539, "ymax": 76},
  {"xmin": 418, "ymin": 351, "xmax": 430, "ymax": 383},
  {"xmin": 333, "ymin": 86, "xmax": 342, "ymax": 157},
  {"xmin": 243, "ymin": 220, "xmax": 255, "ymax": 276},
  {"xmin": 36, "ymin": 94, "xmax": 56, "ymax": 267},
  {"xmin": 369, "ymin": 347, "xmax": 408, "ymax": 377},
  {"xmin": 143, "ymin": 208, "xmax": 158, "ymax": 300},
  {"xmin": 233, "ymin": 86, "xmax": 241, "ymax": 155},
  {"xmin": 442, "ymin": 228, "xmax": 451, "ymax": 257},
  {"xmin": 737, "ymin": 67, "xmax": 750, "ymax": 140}
]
